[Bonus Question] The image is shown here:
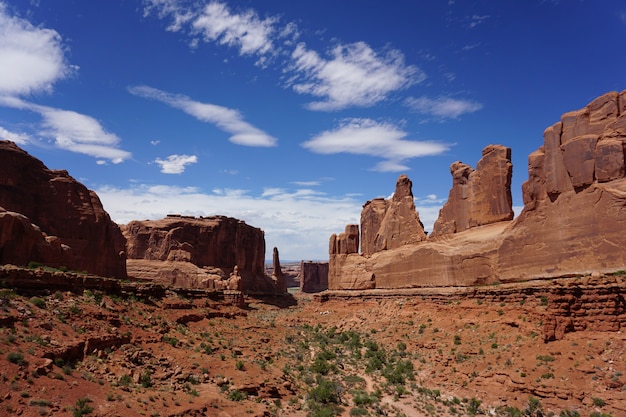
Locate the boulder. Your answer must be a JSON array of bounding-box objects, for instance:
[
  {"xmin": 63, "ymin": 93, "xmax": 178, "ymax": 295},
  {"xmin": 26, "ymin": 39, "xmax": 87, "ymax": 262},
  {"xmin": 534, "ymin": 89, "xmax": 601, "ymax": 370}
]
[
  {"xmin": 431, "ymin": 144, "xmax": 513, "ymax": 237},
  {"xmin": 123, "ymin": 215, "xmax": 278, "ymax": 293},
  {"xmin": 0, "ymin": 141, "xmax": 126, "ymax": 278}
]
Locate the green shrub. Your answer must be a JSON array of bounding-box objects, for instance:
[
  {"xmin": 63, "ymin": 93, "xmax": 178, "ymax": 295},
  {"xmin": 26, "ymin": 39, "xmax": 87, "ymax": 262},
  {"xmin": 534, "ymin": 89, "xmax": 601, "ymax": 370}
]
[
  {"xmin": 308, "ymin": 379, "xmax": 340, "ymax": 405},
  {"xmin": 7, "ymin": 351, "xmax": 25, "ymax": 365},
  {"xmin": 118, "ymin": 374, "xmax": 132, "ymax": 386},
  {"xmin": 592, "ymin": 397, "xmax": 606, "ymax": 407},
  {"xmin": 71, "ymin": 397, "xmax": 93, "ymax": 416},
  {"xmin": 227, "ymin": 389, "xmax": 247, "ymax": 401},
  {"xmin": 559, "ymin": 410, "xmax": 580, "ymax": 417},
  {"xmin": 467, "ymin": 397, "xmax": 482, "ymax": 415},
  {"xmin": 30, "ymin": 297, "xmax": 46, "ymax": 309},
  {"xmin": 140, "ymin": 371, "xmax": 152, "ymax": 388}
]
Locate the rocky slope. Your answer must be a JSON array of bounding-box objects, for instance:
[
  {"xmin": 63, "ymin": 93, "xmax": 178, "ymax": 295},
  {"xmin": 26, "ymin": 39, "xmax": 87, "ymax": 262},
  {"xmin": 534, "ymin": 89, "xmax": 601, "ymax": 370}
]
[
  {"xmin": 329, "ymin": 90, "xmax": 626, "ymax": 290},
  {"xmin": 0, "ymin": 141, "xmax": 126, "ymax": 278},
  {"xmin": 0, "ymin": 266, "xmax": 624, "ymax": 417}
]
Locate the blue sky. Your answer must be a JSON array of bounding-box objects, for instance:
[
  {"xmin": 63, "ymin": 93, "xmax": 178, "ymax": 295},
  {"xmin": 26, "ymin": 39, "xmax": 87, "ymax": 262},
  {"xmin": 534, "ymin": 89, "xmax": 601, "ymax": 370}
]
[{"xmin": 1, "ymin": 0, "xmax": 625, "ymax": 261}]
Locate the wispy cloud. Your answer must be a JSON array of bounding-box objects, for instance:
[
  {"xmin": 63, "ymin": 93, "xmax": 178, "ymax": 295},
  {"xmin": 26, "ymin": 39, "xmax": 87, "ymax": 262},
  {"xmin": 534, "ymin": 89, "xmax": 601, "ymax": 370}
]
[
  {"xmin": 405, "ymin": 96, "xmax": 482, "ymax": 120},
  {"xmin": 619, "ymin": 11, "xmax": 626, "ymax": 25},
  {"xmin": 289, "ymin": 42, "xmax": 424, "ymax": 111},
  {"xmin": 144, "ymin": 0, "xmax": 284, "ymax": 66},
  {"xmin": 302, "ymin": 118, "xmax": 450, "ymax": 172},
  {"xmin": 0, "ymin": 2, "xmax": 74, "ymax": 96},
  {"xmin": 0, "ymin": 96, "xmax": 131, "ymax": 163},
  {"xmin": 192, "ymin": 2, "xmax": 278, "ymax": 57},
  {"xmin": 143, "ymin": 1, "xmax": 423, "ymax": 112},
  {"xmin": 129, "ymin": 85, "xmax": 277, "ymax": 147},
  {"xmin": 0, "ymin": 126, "xmax": 30, "ymax": 144},
  {"xmin": 154, "ymin": 154, "xmax": 198, "ymax": 174},
  {"xmin": 468, "ymin": 14, "xmax": 490, "ymax": 28},
  {"xmin": 0, "ymin": 3, "xmax": 129, "ymax": 163}
]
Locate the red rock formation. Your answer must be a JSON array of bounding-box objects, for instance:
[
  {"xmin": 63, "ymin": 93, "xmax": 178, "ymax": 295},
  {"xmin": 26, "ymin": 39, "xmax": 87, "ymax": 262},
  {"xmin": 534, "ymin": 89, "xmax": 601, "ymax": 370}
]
[
  {"xmin": 271, "ymin": 247, "xmax": 287, "ymax": 294},
  {"xmin": 123, "ymin": 215, "xmax": 278, "ymax": 293},
  {"xmin": 431, "ymin": 144, "xmax": 513, "ymax": 237},
  {"xmin": 374, "ymin": 174, "xmax": 428, "ymax": 250},
  {"xmin": 328, "ymin": 90, "xmax": 626, "ymax": 290},
  {"xmin": 0, "ymin": 141, "xmax": 126, "ymax": 278},
  {"xmin": 299, "ymin": 261, "xmax": 328, "ymax": 293},
  {"xmin": 329, "ymin": 224, "xmax": 359, "ymax": 255}
]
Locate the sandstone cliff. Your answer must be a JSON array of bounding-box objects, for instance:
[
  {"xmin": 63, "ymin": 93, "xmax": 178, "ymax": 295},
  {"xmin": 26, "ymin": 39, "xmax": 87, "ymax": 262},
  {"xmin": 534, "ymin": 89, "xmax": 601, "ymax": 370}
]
[
  {"xmin": 123, "ymin": 215, "xmax": 279, "ymax": 293},
  {"xmin": 431, "ymin": 144, "xmax": 513, "ymax": 237},
  {"xmin": 0, "ymin": 141, "xmax": 127, "ymax": 278},
  {"xmin": 329, "ymin": 90, "xmax": 626, "ymax": 290}
]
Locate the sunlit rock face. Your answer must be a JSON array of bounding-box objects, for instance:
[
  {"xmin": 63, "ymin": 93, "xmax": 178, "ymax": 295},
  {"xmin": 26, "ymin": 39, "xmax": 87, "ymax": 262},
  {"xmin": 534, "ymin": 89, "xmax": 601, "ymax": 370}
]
[
  {"xmin": 329, "ymin": 90, "xmax": 626, "ymax": 290},
  {"xmin": 123, "ymin": 215, "xmax": 279, "ymax": 293},
  {"xmin": 431, "ymin": 144, "xmax": 513, "ymax": 238},
  {"xmin": 0, "ymin": 140, "xmax": 127, "ymax": 278}
]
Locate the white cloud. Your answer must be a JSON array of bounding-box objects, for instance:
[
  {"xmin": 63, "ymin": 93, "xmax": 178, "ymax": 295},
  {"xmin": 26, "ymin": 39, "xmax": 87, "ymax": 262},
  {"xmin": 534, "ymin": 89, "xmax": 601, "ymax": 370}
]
[
  {"xmin": 302, "ymin": 118, "xmax": 450, "ymax": 172},
  {"xmin": 0, "ymin": 96, "xmax": 131, "ymax": 163},
  {"xmin": 96, "ymin": 183, "xmax": 363, "ymax": 261},
  {"xmin": 0, "ymin": 2, "xmax": 73, "ymax": 96},
  {"xmin": 192, "ymin": 2, "xmax": 277, "ymax": 57},
  {"xmin": 144, "ymin": 1, "xmax": 423, "ymax": 112},
  {"xmin": 0, "ymin": 125, "xmax": 30, "ymax": 144},
  {"xmin": 129, "ymin": 85, "xmax": 277, "ymax": 147},
  {"xmin": 144, "ymin": 0, "xmax": 285, "ymax": 66},
  {"xmin": 154, "ymin": 154, "xmax": 198, "ymax": 174},
  {"xmin": 289, "ymin": 42, "xmax": 424, "ymax": 111},
  {"xmin": 405, "ymin": 96, "xmax": 482, "ymax": 120},
  {"xmin": 291, "ymin": 180, "xmax": 321, "ymax": 187}
]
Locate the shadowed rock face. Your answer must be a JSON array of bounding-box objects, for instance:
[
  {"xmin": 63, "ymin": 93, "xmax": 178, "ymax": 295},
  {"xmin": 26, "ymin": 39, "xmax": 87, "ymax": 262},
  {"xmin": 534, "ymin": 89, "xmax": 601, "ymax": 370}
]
[
  {"xmin": 431, "ymin": 144, "xmax": 513, "ymax": 237},
  {"xmin": 299, "ymin": 261, "xmax": 329, "ymax": 293},
  {"xmin": 0, "ymin": 141, "xmax": 127, "ymax": 278},
  {"xmin": 329, "ymin": 90, "xmax": 626, "ymax": 290},
  {"xmin": 123, "ymin": 215, "xmax": 278, "ymax": 293}
]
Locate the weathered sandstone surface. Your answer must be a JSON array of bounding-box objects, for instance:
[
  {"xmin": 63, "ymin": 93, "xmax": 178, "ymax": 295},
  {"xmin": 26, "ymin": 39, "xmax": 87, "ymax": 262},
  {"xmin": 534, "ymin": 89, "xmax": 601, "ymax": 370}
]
[
  {"xmin": 299, "ymin": 261, "xmax": 329, "ymax": 293},
  {"xmin": 123, "ymin": 215, "xmax": 279, "ymax": 293},
  {"xmin": 329, "ymin": 90, "xmax": 626, "ymax": 290},
  {"xmin": 431, "ymin": 144, "xmax": 513, "ymax": 237},
  {"xmin": 0, "ymin": 141, "xmax": 126, "ymax": 278}
]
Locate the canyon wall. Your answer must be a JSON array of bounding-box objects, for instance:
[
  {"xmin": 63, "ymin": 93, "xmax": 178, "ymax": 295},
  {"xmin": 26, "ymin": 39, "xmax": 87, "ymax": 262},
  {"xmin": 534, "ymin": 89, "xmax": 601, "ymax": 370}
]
[
  {"xmin": 329, "ymin": 90, "xmax": 626, "ymax": 290},
  {"xmin": 0, "ymin": 141, "xmax": 127, "ymax": 278}
]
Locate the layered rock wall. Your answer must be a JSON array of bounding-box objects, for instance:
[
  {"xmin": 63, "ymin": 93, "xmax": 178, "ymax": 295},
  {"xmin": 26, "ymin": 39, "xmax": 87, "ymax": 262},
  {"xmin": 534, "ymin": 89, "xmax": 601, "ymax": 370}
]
[
  {"xmin": 123, "ymin": 215, "xmax": 278, "ymax": 293},
  {"xmin": 329, "ymin": 90, "xmax": 626, "ymax": 290},
  {"xmin": 0, "ymin": 141, "xmax": 127, "ymax": 278}
]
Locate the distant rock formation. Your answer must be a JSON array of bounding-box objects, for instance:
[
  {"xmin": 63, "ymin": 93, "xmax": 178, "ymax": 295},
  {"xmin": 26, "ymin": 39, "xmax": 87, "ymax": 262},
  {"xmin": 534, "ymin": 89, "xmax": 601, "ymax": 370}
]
[
  {"xmin": 0, "ymin": 141, "xmax": 127, "ymax": 278},
  {"xmin": 123, "ymin": 215, "xmax": 279, "ymax": 293},
  {"xmin": 271, "ymin": 247, "xmax": 287, "ymax": 294},
  {"xmin": 329, "ymin": 90, "xmax": 626, "ymax": 290},
  {"xmin": 431, "ymin": 144, "xmax": 513, "ymax": 237},
  {"xmin": 299, "ymin": 261, "xmax": 329, "ymax": 293}
]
